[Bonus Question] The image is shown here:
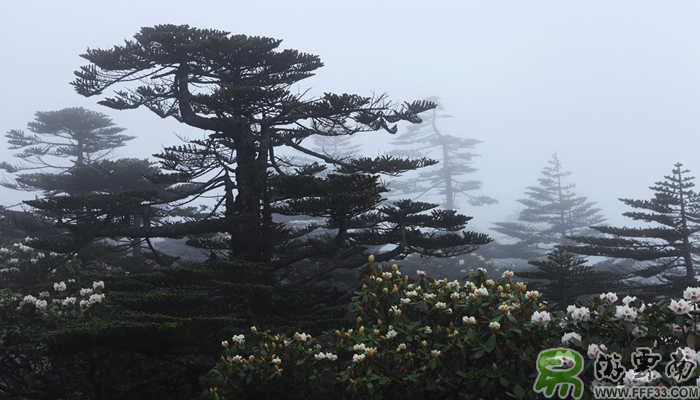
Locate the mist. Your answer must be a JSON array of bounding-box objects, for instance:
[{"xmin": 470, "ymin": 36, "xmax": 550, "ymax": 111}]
[{"xmin": 2, "ymin": 1, "xmax": 699, "ymax": 238}]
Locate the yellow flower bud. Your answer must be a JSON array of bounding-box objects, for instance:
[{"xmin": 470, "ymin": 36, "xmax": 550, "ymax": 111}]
[
  {"xmin": 392, "ymin": 264, "xmax": 398, "ymax": 272},
  {"xmin": 368, "ymin": 255, "xmax": 375, "ymax": 263}
]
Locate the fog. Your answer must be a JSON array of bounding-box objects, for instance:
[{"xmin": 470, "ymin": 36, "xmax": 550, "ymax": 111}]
[{"xmin": 2, "ymin": 1, "xmax": 699, "ymax": 239}]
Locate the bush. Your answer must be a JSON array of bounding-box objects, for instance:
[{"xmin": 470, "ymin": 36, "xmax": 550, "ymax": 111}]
[{"xmin": 205, "ymin": 257, "xmax": 700, "ymax": 399}]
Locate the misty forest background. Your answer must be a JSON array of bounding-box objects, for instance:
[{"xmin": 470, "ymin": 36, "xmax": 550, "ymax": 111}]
[{"xmin": 1, "ymin": 23, "xmax": 699, "ymax": 400}]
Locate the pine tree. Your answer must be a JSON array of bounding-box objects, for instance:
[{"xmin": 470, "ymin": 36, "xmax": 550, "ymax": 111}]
[
  {"xmin": 67, "ymin": 25, "xmax": 490, "ymax": 270},
  {"xmin": 490, "ymin": 153, "xmax": 606, "ymax": 260},
  {"xmin": 387, "ymin": 96, "xmax": 497, "ymax": 209},
  {"xmin": 566, "ymin": 162, "xmax": 700, "ymax": 296},
  {"xmin": 1, "ymin": 107, "xmax": 135, "ymax": 190},
  {"xmin": 517, "ymin": 248, "xmax": 623, "ymax": 310}
]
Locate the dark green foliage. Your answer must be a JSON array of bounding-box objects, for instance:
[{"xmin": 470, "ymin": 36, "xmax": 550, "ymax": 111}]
[
  {"xmin": 491, "ymin": 153, "xmax": 606, "ymax": 260},
  {"xmin": 516, "ymin": 248, "xmax": 623, "ymax": 310},
  {"xmin": 68, "ymin": 24, "xmax": 489, "ymax": 271},
  {"xmin": 567, "ymin": 162, "xmax": 700, "ymax": 297},
  {"xmin": 387, "ymin": 97, "xmax": 498, "ymax": 209}
]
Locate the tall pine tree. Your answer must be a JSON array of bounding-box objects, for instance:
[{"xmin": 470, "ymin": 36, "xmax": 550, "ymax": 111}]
[
  {"xmin": 567, "ymin": 162, "xmax": 700, "ymax": 296},
  {"xmin": 387, "ymin": 97, "xmax": 497, "ymax": 209},
  {"xmin": 490, "ymin": 153, "xmax": 605, "ymax": 260},
  {"xmin": 67, "ymin": 25, "xmax": 490, "ymax": 270}
]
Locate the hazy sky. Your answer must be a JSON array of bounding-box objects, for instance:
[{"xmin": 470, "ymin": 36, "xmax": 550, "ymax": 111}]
[{"xmin": 2, "ymin": 1, "xmax": 699, "ymax": 238}]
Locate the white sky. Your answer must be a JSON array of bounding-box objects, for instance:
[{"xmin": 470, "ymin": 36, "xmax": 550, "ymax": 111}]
[{"xmin": 1, "ymin": 1, "xmax": 699, "ymax": 238}]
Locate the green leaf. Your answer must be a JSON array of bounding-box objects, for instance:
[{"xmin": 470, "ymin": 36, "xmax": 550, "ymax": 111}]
[
  {"xmin": 486, "ymin": 334, "xmax": 496, "ymax": 353},
  {"xmin": 513, "ymin": 384, "xmax": 525, "ymax": 397},
  {"xmin": 499, "ymin": 376, "xmax": 509, "ymax": 387}
]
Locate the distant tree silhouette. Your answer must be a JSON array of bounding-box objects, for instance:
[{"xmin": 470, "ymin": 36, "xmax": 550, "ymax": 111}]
[
  {"xmin": 1, "ymin": 107, "xmax": 134, "ymax": 190},
  {"xmin": 490, "ymin": 153, "xmax": 605, "ymax": 260},
  {"xmin": 387, "ymin": 96, "xmax": 497, "ymax": 210}
]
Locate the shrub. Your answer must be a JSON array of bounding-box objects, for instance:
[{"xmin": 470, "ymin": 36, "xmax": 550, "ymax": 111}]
[{"xmin": 205, "ymin": 257, "xmax": 700, "ymax": 399}]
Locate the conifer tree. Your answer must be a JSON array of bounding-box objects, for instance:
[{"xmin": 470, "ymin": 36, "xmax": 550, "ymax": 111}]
[
  {"xmin": 567, "ymin": 162, "xmax": 700, "ymax": 295},
  {"xmin": 517, "ymin": 248, "xmax": 623, "ymax": 310},
  {"xmin": 66, "ymin": 25, "xmax": 490, "ymax": 270},
  {"xmin": 387, "ymin": 96, "xmax": 497, "ymax": 209},
  {"xmin": 490, "ymin": 153, "xmax": 605, "ymax": 260},
  {"xmin": 1, "ymin": 107, "xmax": 135, "ymax": 190}
]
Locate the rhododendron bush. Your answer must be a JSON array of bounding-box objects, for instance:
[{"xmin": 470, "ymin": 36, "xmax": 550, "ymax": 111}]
[{"xmin": 205, "ymin": 258, "xmax": 700, "ymax": 399}]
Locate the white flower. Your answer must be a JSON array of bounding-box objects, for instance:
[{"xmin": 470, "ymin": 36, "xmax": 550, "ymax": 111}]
[
  {"xmin": 571, "ymin": 307, "xmax": 591, "ymax": 322},
  {"xmin": 381, "ymin": 272, "xmax": 392, "ymax": 280},
  {"xmin": 684, "ymin": 287, "xmax": 700, "ymax": 302},
  {"xmin": 615, "ymin": 305, "xmax": 637, "ymax": 321},
  {"xmin": 386, "ymin": 329, "xmax": 397, "ymax": 339},
  {"xmin": 450, "ymin": 292, "xmax": 460, "ymax": 301},
  {"xmin": 271, "ymin": 357, "xmax": 281, "ymax": 365},
  {"xmin": 23, "ymin": 295, "xmax": 36, "ymax": 304},
  {"xmin": 424, "ymin": 326, "xmax": 432, "ymax": 334},
  {"xmin": 405, "ymin": 291, "xmax": 418, "ymax": 298},
  {"xmin": 400, "ymin": 298, "xmax": 411, "ymax": 305},
  {"xmin": 475, "ymin": 287, "xmax": 488, "ymax": 297},
  {"xmin": 463, "ymin": 316, "xmax": 476, "ymax": 326},
  {"xmin": 353, "ymin": 343, "xmax": 367, "ymax": 353},
  {"xmin": 0, "ymin": 248, "xmax": 8, "ymax": 253},
  {"xmin": 623, "ymin": 369, "xmax": 649, "ymax": 386},
  {"xmin": 531, "ymin": 310, "xmax": 551, "ymax": 324},
  {"xmin": 88, "ymin": 294, "xmax": 105, "ymax": 304},
  {"xmin": 232, "ymin": 334, "xmax": 245, "ymax": 345},
  {"xmin": 631, "ymin": 326, "xmax": 647, "ymax": 338},
  {"xmin": 228, "ymin": 355, "xmax": 244, "ymax": 364},
  {"xmin": 587, "ymin": 343, "xmax": 607, "ymax": 359},
  {"xmin": 672, "ymin": 323, "xmax": 685, "ymax": 334},
  {"xmin": 435, "ymin": 302, "xmax": 446, "ymax": 310},
  {"xmin": 600, "ymin": 292, "xmax": 618, "ymax": 303},
  {"xmin": 80, "ymin": 288, "xmax": 93, "ymax": 296},
  {"xmin": 53, "ymin": 282, "xmax": 67, "ymax": 292},
  {"xmin": 29, "ymin": 259, "xmax": 37, "ymax": 264},
  {"xmin": 62, "ymin": 297, "xmax": 77, "ymax": 306},
  {"xmin": 314, "ymin": 353, "xmax": 325, "ymax": 361},
  {"xmin": 561, "ymin": 332, "xmax": 582, "ymax": 346},
  {"xmin": 677, "ymin": 347, "xmax": 697, "ymax": 362},
  {"xmin": 525, "ymin": 290, "xmax": 540, "ymax": 300},
  {"xmin": 446, "ymin": 280, "xmax": 460, "ymax": 290},
  {"xmin": 670, "ymin": 299, "xmax": 692, "ymax": 315},
  {"xmin": 621, "ymin": 295, "xmax": 637, "ymax": 305},
  {"xmin": 503, "ymin": 270, "xmax": 514, "ymax": 279},
  {"xmin": 498, "ymin": 303, "xmax": 510, "ymax": 315},
  {"xmin": 8, "ymin": 258, "xmax": 18, "ymax": 264},
  {"xmin": 424, "ymin": 293, "xmax": 436, "ymax": 301},
  {"xmin": 93, "ymin": 281, "xmax": 105, "ymax": 290},
  {"xmin": 353, "ymin": 353, "xmax": 366, "ymax": 363},
  {"xmin": 80, "ymin": 299, "xmax": 90, "ymax": 308},
  {"xmin": 489, "ymin": 321, "xmax": 500, "ymax": 331},
  {"xmin": 325, "ymin": 352, "xmax": 337, "ymax": 361},
  {"xmin": 35, "ymin": 300, "xmax": 47, "ymax": 310},
  {"xmin": 297, "ymin": 332, "xmax": 308, "ymax": 342}
]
